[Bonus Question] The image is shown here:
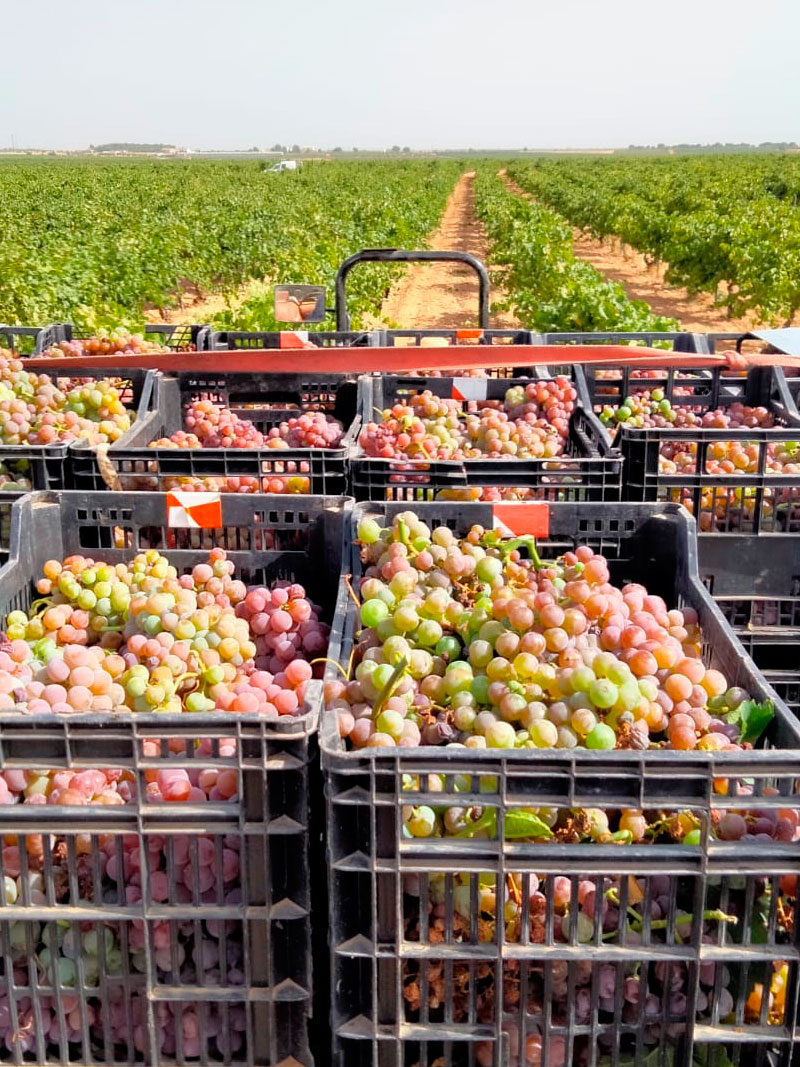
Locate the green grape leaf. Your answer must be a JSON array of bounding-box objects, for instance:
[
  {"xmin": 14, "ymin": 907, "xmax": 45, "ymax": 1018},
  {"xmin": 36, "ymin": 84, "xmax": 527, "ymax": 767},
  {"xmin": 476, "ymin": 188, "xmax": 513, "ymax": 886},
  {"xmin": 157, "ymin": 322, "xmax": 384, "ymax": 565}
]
[
  {"xmin": 504, "ymin": 810, "xmax": 554, "ymax": 839},
  {"xmin": 727, "ymin": 699, "xmax": 774, "ymax": 746}
]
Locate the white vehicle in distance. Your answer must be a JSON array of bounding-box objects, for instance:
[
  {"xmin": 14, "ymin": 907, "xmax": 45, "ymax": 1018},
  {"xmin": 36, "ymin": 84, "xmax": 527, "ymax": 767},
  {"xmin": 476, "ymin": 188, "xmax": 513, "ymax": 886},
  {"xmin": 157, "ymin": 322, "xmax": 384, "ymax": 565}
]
[{"xmin": 268, "ymin": 160, "xmax": 298, "ymax": 172}]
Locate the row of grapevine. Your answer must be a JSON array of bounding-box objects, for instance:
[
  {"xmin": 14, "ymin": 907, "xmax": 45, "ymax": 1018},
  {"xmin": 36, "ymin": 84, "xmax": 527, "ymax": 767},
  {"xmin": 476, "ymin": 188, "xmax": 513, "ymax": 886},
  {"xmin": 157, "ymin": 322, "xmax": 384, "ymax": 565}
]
[
  {"xmin": 0, "ymin": 158, "xmax": 460, "ymax": 332},
  {"xmin": 472, "ymin": 168, "xmax": 679, "ymax": 332},
  {"xmin": 505, "ymin": 155, "xmax": 800, "ymax": 325}
]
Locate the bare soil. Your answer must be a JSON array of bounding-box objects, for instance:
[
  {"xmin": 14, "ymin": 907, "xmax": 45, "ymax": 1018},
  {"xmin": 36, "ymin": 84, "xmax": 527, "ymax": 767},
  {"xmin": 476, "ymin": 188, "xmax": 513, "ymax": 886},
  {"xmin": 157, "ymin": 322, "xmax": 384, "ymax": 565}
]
[
  {"xmin": 144, "ymin": 278, "xmax": 259, "ymax": 325},
  {"xmin": 373, "ymin": 172, "xmax": 521, "ymax": 331},
  {"xmin": 498, "ymin": 170, "xmax": 781, "ymax": 335}
]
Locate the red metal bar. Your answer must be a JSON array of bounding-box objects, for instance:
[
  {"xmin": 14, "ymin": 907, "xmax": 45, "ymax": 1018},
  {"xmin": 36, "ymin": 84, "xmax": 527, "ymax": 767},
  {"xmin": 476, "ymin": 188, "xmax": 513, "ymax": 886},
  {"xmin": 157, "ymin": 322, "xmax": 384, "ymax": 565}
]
[{"xmin": 19, "ymin": 345, "xmax": 800, "ymax": 375}]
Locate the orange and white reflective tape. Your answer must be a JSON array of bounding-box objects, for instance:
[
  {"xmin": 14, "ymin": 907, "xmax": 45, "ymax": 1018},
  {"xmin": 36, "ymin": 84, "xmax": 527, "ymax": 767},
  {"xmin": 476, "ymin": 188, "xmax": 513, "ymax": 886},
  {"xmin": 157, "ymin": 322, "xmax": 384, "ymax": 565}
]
[
  {"xmin": 492, "ymin": 502, "xmax": 550, "ymax": 538},
  {"xmin": 166, "ymin": 491, "xmax": 223, "ymax": 528},
  {"xmin": 278, "ymin": 331, "xmax": 313, "ymax": 349},
  {"xmin": 451, "ymin": 378, "xmax": 489, "ymax": 402}
]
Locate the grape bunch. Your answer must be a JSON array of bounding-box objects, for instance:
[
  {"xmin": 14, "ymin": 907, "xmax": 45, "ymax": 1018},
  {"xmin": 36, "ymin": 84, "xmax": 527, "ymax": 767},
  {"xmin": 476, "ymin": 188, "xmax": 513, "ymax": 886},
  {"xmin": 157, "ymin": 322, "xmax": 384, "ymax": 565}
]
[
  {"xmin": 41, "ymin": 328, "xmax": 174, "ymax": 359},
  {"xmin": 151, "ymin": 398, "xmax": 344, "ymax": 450},
  {"xmin": 329, "ymin": 511, "xmax": 763, "ymax": 755},
  {"xmin": 0, "ymin": 546, "xmax": 327, "ymax": 718},
  {"xmin": 142, "ymin": 397, "xmax": 343, "ymax": 495},
  {"xmin": 599, "ymin": 389, "xmax": 778, "ymax": 443},
  {"xmin": 359, "ymin": 379, "xmax": 575, "ymax": 462},
  {"xmin": 0, "ymin": 355, "xmax": 135, "ymax": 446}
]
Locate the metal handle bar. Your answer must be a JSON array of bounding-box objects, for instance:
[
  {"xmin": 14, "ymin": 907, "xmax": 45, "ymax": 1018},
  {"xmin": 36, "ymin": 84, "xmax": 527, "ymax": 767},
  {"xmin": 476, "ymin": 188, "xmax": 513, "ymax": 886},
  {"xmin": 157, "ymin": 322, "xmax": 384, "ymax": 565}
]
[{"xmin": 334, "ymin": 248, "xmax": 490, "ymax": 330}]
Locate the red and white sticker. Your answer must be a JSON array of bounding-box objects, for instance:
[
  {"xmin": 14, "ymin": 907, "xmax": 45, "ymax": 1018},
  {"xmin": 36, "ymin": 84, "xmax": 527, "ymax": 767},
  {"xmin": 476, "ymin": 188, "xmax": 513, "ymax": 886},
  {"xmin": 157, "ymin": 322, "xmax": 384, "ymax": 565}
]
[
  {"xmin": 166, "ymin": 491, "xmax": 223, "ymax": 529},
  {"xmin": 492, "ymin": 502, "xmax": 550, "ymax": 538},
  {"xmin": 451, "ymin": 378, "xmax": 489, "ymax": 402},
  {"xmin": 279, "ymin": 331, "xmax": 311, "ymax": 349}
]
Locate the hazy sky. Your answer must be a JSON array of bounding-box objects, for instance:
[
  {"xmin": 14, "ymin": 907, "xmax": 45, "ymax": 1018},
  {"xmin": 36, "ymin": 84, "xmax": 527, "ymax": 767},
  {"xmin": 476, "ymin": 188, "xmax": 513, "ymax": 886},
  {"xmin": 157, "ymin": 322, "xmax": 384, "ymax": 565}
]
[{"xmin": 3, "ymin": 0, "xmax": 798, "ymax": 150}]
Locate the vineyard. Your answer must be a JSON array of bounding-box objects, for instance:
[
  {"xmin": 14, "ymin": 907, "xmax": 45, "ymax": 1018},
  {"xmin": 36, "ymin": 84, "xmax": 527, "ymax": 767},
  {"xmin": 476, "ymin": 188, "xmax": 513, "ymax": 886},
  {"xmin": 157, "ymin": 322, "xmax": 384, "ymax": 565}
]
[
  {"xmin": 504, "ymin": 155, "xmax": 800, "ymax": 325},
  {"xmin": 0, "ymin": 158, "xmax": 458, "ymax": 331},
  {"xmin": 3, "ymin": 153, "xmax": 800, "ymax": 333}
]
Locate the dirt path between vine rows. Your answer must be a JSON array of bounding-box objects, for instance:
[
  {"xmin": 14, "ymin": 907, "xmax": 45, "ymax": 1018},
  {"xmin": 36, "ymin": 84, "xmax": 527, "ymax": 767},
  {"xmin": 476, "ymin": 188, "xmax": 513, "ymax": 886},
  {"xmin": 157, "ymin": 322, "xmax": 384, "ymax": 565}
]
[
  {"xmin": 373, "ymin": 171, "xmax": 521, "ymax": 332},
  {"xmin": 497, "ymin": 169, "xmax": 781, "ymax": 337}
]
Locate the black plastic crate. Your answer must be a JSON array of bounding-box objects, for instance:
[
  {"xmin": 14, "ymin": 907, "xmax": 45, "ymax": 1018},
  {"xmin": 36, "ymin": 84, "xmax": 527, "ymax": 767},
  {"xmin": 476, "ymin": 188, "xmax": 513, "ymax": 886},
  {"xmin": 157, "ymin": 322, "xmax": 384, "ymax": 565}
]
[
  {"xmin": 378, "ymin": 329, "xmax": 538, "ymax": 378},
  {"xmin": 208, "ymin": 330, "xmax": 381, "ymax": 350},
  {"xmin": 322, "ymin": 500, "xmax": 800, "ymax": 1067},
  {"xmin": 536, "ymin": 331, "xmax": 711, "ymax": 379},
  {"xmin": 70, "ymin": 371, "xmax": 359, "ymax": 495},
  {"xmin": 706, "ymin": 330, "xmax": 800, "ymax": 419},
  {"xmin": 0, "ymin": 323, "xmax": 63, "ymax": 355},
  {"xmin": 0, "ymin": 366, "xmax": 158, "ymax": 561},
  {"xmin": 581, "ymin": 365, "xmax": 800, "ymax": 533},
  {"xmin": 54, "ymin": 323, "xmax": 211, "ymax": 352},
  {"xmin": 700, "ymin": 535, "xmax": 800, "ymax": 720},
  {"xmin": 0, "ymin": 489, "xmax": 350, "ymax": 1066},
  {"xmin": 350, "ymin": 372, "xmax": 621, "ymax": 502}
]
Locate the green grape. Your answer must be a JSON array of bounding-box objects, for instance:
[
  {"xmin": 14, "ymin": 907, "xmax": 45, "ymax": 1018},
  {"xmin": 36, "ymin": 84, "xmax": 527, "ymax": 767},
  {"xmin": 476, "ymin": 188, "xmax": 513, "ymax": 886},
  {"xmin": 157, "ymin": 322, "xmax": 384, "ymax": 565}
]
[
  {"xmin": 360, "ymin": 598, "xmax": 390, "ymax": 628},
  {"xmin": 375, "ymin": 618, "xmax": 398, "ymax": 642},
  {"xmin": 486, "ymin": 657, "xmax": 512, "ymax": 682},
  {"xmin": 562, "ymin": 911, "xmax": 594, "ymax": 943},
  {"xmin": 376, "ymin": 710, "xmax": 405, "ymax": 739},
  {"xmin": 422, "ymin": 589, "xmax": 449, "ymax": 618},
  {"xmin": 186, "ymin": 692, "xmax": 215, "ymax": 712},
  {"xmin": 529, "ymin": 720, "xmax": 558, "ymax": 748},
  {"xmin": 393, "ymin": 605, "xmax": 420, "ymax": 633},
  {"xmin": 470, "ymin": 675, "xmax": 490, "ymax": 705},
  {"xmin": 95, "ymin": 597, "xmax": 112, "ymax": 617},
  {"xmin": 453, "ymin": 705, "xmax": 476, "ymax": 731},
  {"xmin": 588, "ymin": 679, "xmax": 618, "ymax": 709},
  {"xmin": 435, "ymin": 635, "xmax": 461, "ymax": 659},
  {"xmin": 124, "ymin": 675, "xmax": 147, "ymax": 698},
  {"xmin": 389, "ymin": 571, "xmax": 416, "ymax": 597},
  {"xmin": 416, "ymin": 619, "xmax": 443, "ymax": 647},
  {"xmin": 372, "ymin": 664, "xmax": 396, "ymax": 692},
  {"xmin": 615, "ymin": 678, "xmax": 641, "ymax": 711},
  {"xmin": 469, "ymin": 639, "xmax": 493, "ymax": 669},
  {"xmin": 478, "ymin": 620, "xmax": 505, "ymax": 644},
  {"xmin": 146, "ymin": 684, "xmax": 166, "ymax": 706},
  {"xmin": 77, "ymin": 589, "xmax": 97, "ymax": 610},
  {"xmin": 358, "ymin": 519, "xmax": 382, "ymax": 544},
  {"xmin": 512, "ymin": 652, "xmax": 539, "ymax": 679},
  {"xmin": 683, "ymin": 828, "xmax": 701, "ymax": 845},
  {"xmin": 486, "ymin": 720, "xmax": 517, "ymax": 748},
  {"xmin": 637, "ymin": 677, "xmax": 659, "ymax": 701},
  {"xmin": 407, "ymin": 805, "xmax": 436, "ymax": 837},
  {"xmin": 383, "ymin": 635, "xmax": 411, "ymax": 665},
  {"xmin": 476, "ymin": 556, "xmax": 503, "ymax": 583},
  {"xmin": 408, "ymin": 649, "xmax": 434, "ymax": 679},
  {"xmin": 444, "ymin": 661, "xmax": 473, "ymax": 695},
  {"xmin": 586, "ymin": 723, "xmax": 616, "ymax": 750}
]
